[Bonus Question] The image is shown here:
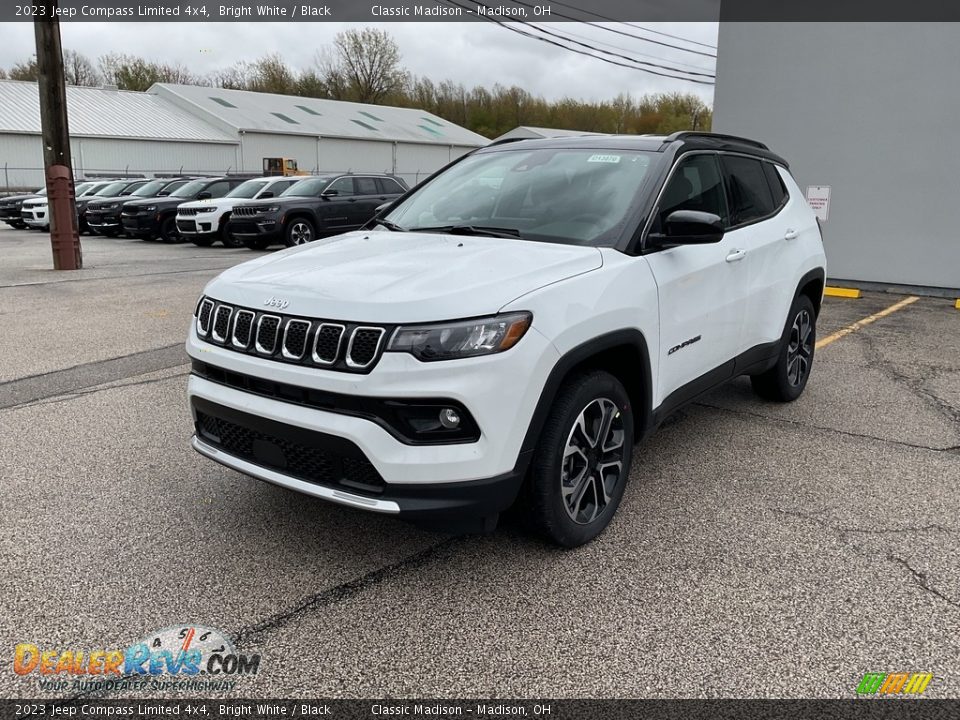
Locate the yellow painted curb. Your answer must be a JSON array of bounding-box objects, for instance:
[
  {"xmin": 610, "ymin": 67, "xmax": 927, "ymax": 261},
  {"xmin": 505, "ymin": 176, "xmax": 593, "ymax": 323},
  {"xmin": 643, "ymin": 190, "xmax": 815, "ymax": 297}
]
[
  {"xmin": 955, "ymin": 299, "xmax": 960, "ymax": 310},
  {"xmin": 824, "ymin": 286, "xmax": 862, "ymax": 299}
]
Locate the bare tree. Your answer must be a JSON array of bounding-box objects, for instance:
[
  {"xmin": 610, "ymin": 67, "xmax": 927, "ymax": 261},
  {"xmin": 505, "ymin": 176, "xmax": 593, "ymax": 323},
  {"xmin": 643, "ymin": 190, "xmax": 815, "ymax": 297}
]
[
  {"xmin": 63, "ymin": 50, "xmax": 99, "ymax": 86},
  {"xmin": 98, "ymin": 53, "xmax": 196, "ymax": 91},
  {"xmin": 322, "ymin": 29, "xmax": 406, "ymax": 104},
  {"xmin": 8, "ymin": 57, "xmax": 39, "ymax": 81}
]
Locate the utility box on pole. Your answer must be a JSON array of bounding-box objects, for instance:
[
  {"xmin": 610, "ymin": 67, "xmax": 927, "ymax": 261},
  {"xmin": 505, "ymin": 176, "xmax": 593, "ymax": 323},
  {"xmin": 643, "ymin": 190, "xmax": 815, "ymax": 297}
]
[{"xmin": 34, "ymin": 0, "xmax": 82, "ymax": 270}]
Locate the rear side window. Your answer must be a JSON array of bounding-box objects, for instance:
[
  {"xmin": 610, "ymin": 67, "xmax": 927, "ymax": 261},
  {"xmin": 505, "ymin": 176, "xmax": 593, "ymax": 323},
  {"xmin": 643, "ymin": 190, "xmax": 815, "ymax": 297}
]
[
  {"xmin": 354, "ymin": 177, "xmax": 379, "ymax": 195},
  {"xmin": 204, "ymin": 181, "xmax": 231, "ymax": 198},
  {"xmin": 721, "ymin": 156, "xmax": 776, "ymax": 226},
  {"xmin": 378, "ymin": 178, "xmax": 405, "ymax": 194},
  {"xmin": 653, "ymin": 153, "xmax": 728, "ymax": 231},
  {"xmin": 763, "ymin": 162, "xmax": 788, "ymax": 208}
]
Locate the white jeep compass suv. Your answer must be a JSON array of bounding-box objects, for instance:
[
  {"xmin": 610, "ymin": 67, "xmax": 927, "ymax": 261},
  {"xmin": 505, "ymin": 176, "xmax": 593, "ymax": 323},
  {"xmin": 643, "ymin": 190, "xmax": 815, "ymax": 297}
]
[{"xmin": 187, "ymin": 132, "xmax": 826, "ymax": 547}]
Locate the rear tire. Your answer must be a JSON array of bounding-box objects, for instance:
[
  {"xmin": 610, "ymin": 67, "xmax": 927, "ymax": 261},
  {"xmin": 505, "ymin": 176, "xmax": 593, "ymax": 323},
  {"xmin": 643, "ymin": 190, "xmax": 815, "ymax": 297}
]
[
  {"xmin": 751, "ymin": 294, "xmax": 816, "ymax": 402},
  {"xmin": 528, "ymin": 371, "xmax": 634, "ymax": 548}
]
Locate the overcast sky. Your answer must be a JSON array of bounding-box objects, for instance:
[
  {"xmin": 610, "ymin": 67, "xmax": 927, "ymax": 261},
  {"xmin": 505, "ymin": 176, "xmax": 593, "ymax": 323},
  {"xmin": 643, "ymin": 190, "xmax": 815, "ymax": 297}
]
[{"xmin": 0, "ymin": 22, "xmax": 717, "ymax": 104}]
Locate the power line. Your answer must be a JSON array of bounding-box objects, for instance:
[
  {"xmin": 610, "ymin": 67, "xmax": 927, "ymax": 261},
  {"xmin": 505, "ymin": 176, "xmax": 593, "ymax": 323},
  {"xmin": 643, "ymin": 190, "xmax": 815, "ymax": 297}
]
[
  {"xmin": 502, "ymin": 0, "xmax": 717, "ymax": 59},
  {"xmin": 556, "ymin": 26, "xmax": 715, "ymax": 73},
  {"xmin": 436, "ymin": 0, "xmax": 715, "ymax": 85},
  {"xmin": 541, "ymin": 0, "xmax": 718, "ymax": 50}
]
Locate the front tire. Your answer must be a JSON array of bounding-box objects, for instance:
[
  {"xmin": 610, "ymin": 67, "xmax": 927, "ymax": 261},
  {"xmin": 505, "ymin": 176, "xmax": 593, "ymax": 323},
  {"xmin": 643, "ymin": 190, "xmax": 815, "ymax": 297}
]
[
  {"xmin": 284, "ymin": 218, "xmax": 315, "ymax": 247},
  {"xmin": 528, "ymin": 371, "xmax": 634, "ymax": 548},
  {"xmin": 220, "ymin": 218, "xmax": 244, "ymax": 248},
  {"xmin": 751, "ymin": 294, "xmax": 816, "ymax": 402},
  {"xmin": 159, "ymin": 216, "xmax": 180, "ymax": 243}
]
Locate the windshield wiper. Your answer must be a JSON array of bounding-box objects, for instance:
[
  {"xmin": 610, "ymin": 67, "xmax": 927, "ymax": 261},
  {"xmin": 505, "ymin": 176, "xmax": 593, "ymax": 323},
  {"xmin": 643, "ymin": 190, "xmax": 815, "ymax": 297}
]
[
  {"xmin": 411, "ymin": 224, "xmax": 522, "ymax": 239},
  {"xmin": 370, "ymin": 217, "xmax": 407, "ymax": 232}
]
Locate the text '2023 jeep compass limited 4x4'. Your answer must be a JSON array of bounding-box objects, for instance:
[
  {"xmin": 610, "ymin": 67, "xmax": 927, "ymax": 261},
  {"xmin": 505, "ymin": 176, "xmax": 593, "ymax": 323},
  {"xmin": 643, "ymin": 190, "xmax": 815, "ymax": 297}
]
[{"xmin": 187, "ymin": 132, "xmax": 826, "ymax": 547}]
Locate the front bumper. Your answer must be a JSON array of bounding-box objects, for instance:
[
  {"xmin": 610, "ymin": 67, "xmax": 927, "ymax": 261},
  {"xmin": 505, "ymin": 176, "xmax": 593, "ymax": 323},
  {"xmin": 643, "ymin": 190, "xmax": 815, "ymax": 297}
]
[
  {"xmin": 122, "ymin": 214, "xmax": 159, "ymax": 235},
  {"xmin": 22, "ymin": 211, "xmax": 48, "ymax": 227},
  {"xmin": 186, "ymin": 322, "xmax": 557, "ymax": 515},
  {"xmin": 191, "ymin": 397, "xmax": 527, "ymax": 520},
  {"xmin": 226, "ymin": 217, "xmax": 281, "ymax": 239},
  {"xmin": 87, "ymin": 210, "xmax": 122, "ymax": 231},
  {"xmin": 177, "ymin": 215, "xmax": 220, "ymax": 236}
]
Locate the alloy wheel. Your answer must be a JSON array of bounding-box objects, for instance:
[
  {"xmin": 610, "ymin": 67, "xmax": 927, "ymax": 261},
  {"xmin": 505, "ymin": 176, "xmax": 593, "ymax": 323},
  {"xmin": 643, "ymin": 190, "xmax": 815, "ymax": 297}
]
[
  {"xmin": 561, "ymin": 398, "xmax": 627, "ymax": 525},
  {"xmin": 787, "ymin": 308, "xmax": 814, "ymax": 387},
  {"xmin": 290, "ymin": 222, "xmax": 313, "ymax": 245}
]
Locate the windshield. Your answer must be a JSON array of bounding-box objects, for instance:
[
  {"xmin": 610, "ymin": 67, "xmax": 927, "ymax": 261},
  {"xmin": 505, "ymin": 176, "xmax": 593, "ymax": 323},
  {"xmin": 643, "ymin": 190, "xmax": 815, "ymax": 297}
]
[
  {"xmin": 96, "ymin": 181, "xmax": 130, "ymax": 196},
  {"xmin": 75, "ymin": 182, "xmax": 95, "ymax": 196},
  {"xmin": 385, "ymin": 148, "xmax": 655, "ymax": 246},
  {"xmin": 170, "ymin": 179, "xmax": 209, "ymax": 198},
  {"xmin": 227, "ymin": 179, "xmax": 270, "ymax": 199},
  {"xmin": 130, "ymin": 180, "xmax": 169, "ymax": 197},
  {"xmin": 280, "ymin": 176, "xmax": 335, "ymax": 197}
]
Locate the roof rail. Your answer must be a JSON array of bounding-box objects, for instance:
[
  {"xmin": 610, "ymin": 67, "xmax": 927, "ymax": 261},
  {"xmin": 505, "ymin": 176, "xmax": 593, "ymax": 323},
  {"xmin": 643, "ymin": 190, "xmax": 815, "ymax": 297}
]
[{"xmin": 665, "ymin": 131, "xmax": 769, "ymax": 151}]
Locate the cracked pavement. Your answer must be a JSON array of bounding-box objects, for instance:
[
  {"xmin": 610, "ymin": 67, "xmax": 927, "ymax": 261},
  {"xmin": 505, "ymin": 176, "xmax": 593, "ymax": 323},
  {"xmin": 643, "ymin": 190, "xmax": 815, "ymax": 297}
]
[{"xmin": 1, "ymin": 227, "xmax": 959, "ymax": 699}]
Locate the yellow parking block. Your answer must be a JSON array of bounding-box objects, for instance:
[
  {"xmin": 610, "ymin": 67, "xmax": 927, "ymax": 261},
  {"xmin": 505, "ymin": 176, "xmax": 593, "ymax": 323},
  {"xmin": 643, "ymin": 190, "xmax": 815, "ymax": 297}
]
[
  {"xmin": 955, "ymin": 299, "xmax": 960, "ymax": 310},
  {"xmin": 824, "ymin": 286, "xmax": 862, "ymax": 299}
]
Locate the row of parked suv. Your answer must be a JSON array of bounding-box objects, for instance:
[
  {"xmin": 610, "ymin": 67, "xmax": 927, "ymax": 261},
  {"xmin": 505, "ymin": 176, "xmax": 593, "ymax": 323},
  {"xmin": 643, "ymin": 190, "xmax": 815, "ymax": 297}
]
[{"xmin": 0, "ymin": 173, "xmax": 408, "ymax": 249}]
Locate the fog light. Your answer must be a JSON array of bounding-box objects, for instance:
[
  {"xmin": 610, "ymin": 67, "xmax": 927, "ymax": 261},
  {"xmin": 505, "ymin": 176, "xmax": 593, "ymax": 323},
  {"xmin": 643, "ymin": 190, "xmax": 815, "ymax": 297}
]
[{"xmin": 439, "ymin": 408, "xmax": 460, "ymax": 429}]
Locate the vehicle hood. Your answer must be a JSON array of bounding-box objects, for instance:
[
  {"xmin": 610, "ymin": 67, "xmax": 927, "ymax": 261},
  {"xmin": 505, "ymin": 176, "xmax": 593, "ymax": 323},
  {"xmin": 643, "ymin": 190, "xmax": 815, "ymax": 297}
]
[
  {"xmin": 235, "ymin": 196, "xmax": 309, "ymax": 209},
  {"xmin": 86, "ymin": 195, "xmax": 129, "ymax": 208},
  {"xmin": 205, "ymin": 230, "xmax": 603, "ymax": 323},
  {"xmin": 0, "ymin": 194, "xmax": 40, "ymax": 207},
  {"xmin": 125, "ymin": 196, "xmax": 190, "ymax": 210},
  {"xmin": 179, "ymin": 198, "xmax": 235, "ymax": 212},
  {"xmin": 22, "ymin": 197, "xmax": 48, "ymax": 207}
]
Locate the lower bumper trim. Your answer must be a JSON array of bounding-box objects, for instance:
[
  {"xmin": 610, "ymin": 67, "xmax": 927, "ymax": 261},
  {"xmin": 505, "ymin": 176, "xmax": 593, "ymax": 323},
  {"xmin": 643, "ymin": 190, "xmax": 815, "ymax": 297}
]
[{"xmin": 192, "ymin": 435, "xmax": 402, "ymax": 514}]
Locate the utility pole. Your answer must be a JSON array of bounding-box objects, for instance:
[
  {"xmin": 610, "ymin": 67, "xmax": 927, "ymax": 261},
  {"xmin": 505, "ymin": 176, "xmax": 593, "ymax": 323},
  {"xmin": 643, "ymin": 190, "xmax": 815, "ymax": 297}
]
[{"xmin": 34, "ymin": 0, "xmax": 81, "ymax": 270}]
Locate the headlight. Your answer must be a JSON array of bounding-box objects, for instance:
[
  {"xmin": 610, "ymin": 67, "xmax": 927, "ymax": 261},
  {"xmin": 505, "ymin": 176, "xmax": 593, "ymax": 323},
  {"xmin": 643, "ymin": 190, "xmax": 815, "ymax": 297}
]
[
  {"xmin": 199, "ymin": 206, "xmax": 217, "ymax": 213},
  {"xmin": 262, "ymin": 205, "xmax": 281, "ymax": 213},
  {"xmin": 142, "ymin": 205, "xmax": 157, "ymax": 212},
  {"xmin": 387, "ymin": 312, "xmax": 532, "ymax": 361}
]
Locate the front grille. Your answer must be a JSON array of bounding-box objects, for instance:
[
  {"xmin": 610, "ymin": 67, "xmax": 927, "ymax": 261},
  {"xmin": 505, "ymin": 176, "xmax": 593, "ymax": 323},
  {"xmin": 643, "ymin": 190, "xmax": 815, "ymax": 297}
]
[
  {"xmin": 177, "ymin": 220, "xmax": 197, "ymax": 233},
  {"xmin": 233, "ymin": 206, "xmax": 262, "ymax": 217},
  {"xmin": 197, "ymin": 298, "xmax": 391, "ymax": 373},
  {"xmin": 179, "ymin": 207, "xmax": 201, "ymax": 216},
  {"xmin": 347, "ymin": 328, "xmax": 385, "ymax": 368},
  {"xmin": 195, "ymin": 408, "xmax": 385, "ymax": 494},
  {"xmin": 121, "ymin": 208, "xmax": 140, "ymax": 217}
]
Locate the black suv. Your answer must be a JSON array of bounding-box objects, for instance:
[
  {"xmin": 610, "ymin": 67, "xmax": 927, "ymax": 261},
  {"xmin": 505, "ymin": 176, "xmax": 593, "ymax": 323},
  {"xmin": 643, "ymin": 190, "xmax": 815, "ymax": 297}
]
[
  {"xmin": 86, "ymin": 178, "xmax": 192, "ymax": 237},
  {"xmin": 122, "ymin": 177, "xmax": 250, "ymax": 242},
  {"xmin": 77, "ymin": 179, "xmax": 150, "ymax": 233},
  {"xmin": 226, "ymin": 174, "xmax": 407, "ymax": 250}
]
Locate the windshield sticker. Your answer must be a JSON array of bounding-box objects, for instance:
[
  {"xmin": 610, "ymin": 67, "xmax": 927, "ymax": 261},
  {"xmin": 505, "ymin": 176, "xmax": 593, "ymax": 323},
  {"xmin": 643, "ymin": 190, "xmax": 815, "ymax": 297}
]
[{"xmin": 588, "ymin": 154, "xmax": 621, "ymax": 163}]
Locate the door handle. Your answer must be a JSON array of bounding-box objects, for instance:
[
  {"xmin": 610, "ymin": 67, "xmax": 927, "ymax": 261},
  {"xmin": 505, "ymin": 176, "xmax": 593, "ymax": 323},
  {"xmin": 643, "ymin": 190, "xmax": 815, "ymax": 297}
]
[
  {"xmin": 784, "ymin": 228, "xmax": 799, "ymax": 240},
  {"xmin": 725, "ymin": 249, "xmax": 747, "ymax": 263}
]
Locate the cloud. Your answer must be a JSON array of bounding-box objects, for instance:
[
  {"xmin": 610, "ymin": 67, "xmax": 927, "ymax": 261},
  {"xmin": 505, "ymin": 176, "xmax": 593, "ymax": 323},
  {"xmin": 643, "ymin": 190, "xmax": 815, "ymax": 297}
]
[{"xmin": 0, "ymin": 21, "xmax": 716, "ymax": 103}]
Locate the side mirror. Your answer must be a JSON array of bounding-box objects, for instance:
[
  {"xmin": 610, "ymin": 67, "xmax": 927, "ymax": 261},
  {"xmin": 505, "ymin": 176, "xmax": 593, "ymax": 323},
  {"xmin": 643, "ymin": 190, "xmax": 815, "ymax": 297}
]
[
  {"xmin": 653, "ymin": 210, "xmax": 725, "ymax": 246},
  {"xmin": 196, "ymin": 191, "xmax": 212, "ymax": 200},
  {"xmin": 320, "ymin": 189, "xmax": 338, "ymax": 198},
  {"xmin": 259, "ymin": 191, "xmax": 274, "ymax": 199}
]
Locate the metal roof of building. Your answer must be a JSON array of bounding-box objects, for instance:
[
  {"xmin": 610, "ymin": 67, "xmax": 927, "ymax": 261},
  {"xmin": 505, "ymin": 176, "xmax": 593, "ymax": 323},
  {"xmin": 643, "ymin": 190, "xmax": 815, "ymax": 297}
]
[
  {"xmin": 494, "ymin": 126, "xmax": 607, "ymax": 142},
  {"xmin": 0, "ymin": 80, "xmax": 236, "ymax": 143},
  {"xmin": 150, "ymin": 84, "xmax": 489, "ymax": 147}
]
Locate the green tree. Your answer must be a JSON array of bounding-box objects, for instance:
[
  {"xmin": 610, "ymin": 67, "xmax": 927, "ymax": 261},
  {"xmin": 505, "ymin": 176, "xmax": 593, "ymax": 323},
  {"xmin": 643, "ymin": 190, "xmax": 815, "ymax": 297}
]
[{"xmin": 8, "ymin": 57, "xmax": 39, "ymax": 81}]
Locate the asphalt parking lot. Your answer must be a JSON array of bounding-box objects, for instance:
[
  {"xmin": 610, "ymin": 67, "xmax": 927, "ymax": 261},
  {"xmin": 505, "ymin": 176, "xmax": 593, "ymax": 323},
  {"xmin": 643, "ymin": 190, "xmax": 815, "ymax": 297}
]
[{"xmin": 1, "ymin": 225, "xmax": 959, "ymax": 700}]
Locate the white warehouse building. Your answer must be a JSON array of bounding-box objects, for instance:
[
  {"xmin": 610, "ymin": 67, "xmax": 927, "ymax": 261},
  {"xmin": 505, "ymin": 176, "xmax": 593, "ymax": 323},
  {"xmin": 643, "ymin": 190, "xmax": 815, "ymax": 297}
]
[{"xmin": 0, "ymin": 80, "xmax": 488, "ymax": 191}]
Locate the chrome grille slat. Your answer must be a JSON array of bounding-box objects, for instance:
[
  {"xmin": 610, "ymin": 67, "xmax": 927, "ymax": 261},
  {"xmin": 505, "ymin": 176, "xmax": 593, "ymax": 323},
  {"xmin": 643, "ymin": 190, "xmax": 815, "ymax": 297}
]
[
  {"xmin": 231, "ymin": 310, "xmax": 255, "ymax": 348},
  {"xmin": 196, "ymin": 299, "xmax": 214, "ymax": 337},
  {"xmin": 282, "ymin": 319, "xmax": 311, "ymax": 359},
  {"xmin": 211, "ymin": 305, "xmax": 233, "ymax": 343},
  {"xmin": 312, "ymin": 323, "xmax": 345, "ymax": 365},
  {"xmin": 255, "ymin": 315, "xmax": 282, "ymax": 355},
  {"xmin": 179, "ymin": 207, "xmax": 200, "ymax": 216},
  {"xmin": 346, "ymin": 327, "xmax": 385, "ymax": 369}
]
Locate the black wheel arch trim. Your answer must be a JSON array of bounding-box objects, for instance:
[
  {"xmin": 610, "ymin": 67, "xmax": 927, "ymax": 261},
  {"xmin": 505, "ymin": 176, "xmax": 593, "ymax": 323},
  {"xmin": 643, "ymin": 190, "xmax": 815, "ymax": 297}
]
[
  {"xmin": 517, "ymin": 329, "xmax": 654, "ymax": 474},
  {"xmin": 795, "ymin": 267, "xmax": 826, "ymax": 316}
]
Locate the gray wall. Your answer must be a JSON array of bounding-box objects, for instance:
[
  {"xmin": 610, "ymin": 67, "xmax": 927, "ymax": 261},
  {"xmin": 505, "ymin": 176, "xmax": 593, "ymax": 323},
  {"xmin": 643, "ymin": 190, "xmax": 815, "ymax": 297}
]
[{"xmin": 714, "ymin": 22, "xmax": 960, "ymax": 290}]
